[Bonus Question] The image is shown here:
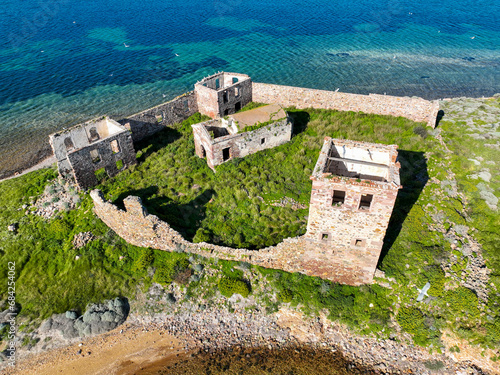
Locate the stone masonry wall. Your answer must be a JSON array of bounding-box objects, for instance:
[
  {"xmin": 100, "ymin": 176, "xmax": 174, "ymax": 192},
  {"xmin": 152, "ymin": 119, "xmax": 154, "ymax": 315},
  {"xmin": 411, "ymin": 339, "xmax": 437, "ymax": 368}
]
[
  {"xmin": 252, "ymin": 82, "xmax": 440, "ymax": 128},
  {"xmin": 236, "ymin": 118, "xmax": 292, "ymax": 158},
  {"xmin": 117, "ymin": 92, "xmax": 198, "ymax": 142},
  {"xmin": 90, "ymin": 190, "xmax": 374, "ymax": 285},
  {"xmin": 195, "ymin": 74, "xmax": 252, "ymax": 119},
  {"xmin": 192, "ymin": 118, "xmax": 292, "ymax": 170},
  {"xmin": 68, "ymin": 132, "xmax": 136, "ymax": 190},
  {"xmin": 305, "ymin": 178, "xmax": 399, "ymax": 281}
]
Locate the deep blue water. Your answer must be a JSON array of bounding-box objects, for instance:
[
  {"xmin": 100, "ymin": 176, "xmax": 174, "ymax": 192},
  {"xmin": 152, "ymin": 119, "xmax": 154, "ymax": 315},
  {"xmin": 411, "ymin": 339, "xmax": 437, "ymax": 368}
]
[{"xmin": 0, "ymin": 0, "xmax": 499, "ymax": 175}]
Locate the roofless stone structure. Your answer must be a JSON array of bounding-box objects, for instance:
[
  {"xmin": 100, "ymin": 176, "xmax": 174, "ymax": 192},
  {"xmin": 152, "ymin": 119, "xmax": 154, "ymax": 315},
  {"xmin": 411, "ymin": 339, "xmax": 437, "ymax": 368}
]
[{"xmin": 90, "ymin": 137, "xmax": 401, "ymax": 285}]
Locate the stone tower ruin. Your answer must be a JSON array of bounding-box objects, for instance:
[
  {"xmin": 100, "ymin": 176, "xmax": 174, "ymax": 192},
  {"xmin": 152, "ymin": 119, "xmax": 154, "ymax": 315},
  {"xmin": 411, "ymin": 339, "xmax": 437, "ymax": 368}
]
[{"xmin": 304, "ymin": 137, "xmax": 401, "ymax": 283}]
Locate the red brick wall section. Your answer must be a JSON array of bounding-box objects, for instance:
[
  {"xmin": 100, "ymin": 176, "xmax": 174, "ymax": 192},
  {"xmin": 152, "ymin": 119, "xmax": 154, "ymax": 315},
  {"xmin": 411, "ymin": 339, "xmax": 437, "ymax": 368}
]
[{"xmin": 252, "ymin": 82, "xmax": 439, "ymax": 128}]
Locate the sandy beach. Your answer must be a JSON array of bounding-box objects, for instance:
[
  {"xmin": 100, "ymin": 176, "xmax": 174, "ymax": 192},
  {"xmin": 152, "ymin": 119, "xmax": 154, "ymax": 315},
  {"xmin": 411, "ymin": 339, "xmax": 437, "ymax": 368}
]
[{"xmin": 3, "ymin": 324, "xmax": 189, "ymax": 375}]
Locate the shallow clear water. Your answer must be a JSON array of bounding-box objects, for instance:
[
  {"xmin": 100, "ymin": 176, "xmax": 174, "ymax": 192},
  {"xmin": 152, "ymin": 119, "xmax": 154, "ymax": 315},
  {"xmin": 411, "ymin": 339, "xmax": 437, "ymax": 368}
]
[{"xmin": 0, "ymin": 0, "xmax": 499, "ymax": 175}]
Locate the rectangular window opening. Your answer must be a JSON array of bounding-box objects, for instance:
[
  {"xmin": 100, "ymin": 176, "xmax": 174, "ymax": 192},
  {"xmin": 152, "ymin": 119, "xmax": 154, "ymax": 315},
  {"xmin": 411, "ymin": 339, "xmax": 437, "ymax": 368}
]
[
  {"xmin": 223, "ymin": 91, "xmax": 228, "ymax": 103},
  {"xmin": 223, "ymin": 109, "xmax": 229, "ymax": 116},
  {"xmin": 355, "ymin": 239, "xmax": 364, "ymax": 247},
  {"xmin": 90, "ymin": 149, "xmax": 101, "ymax": 164},
  {"xmin": 359, "ymin": 194, "xmax": 373, "ymax": 210},
  {"xmin": 89, "ymin": 127, "xmax": 100, "ymax": 142},
  {"xmin": 332, "ymin": 190, "xmax": 345, "ymax": 206},
  {"xmin": 64, "ymin": 137, "xmax": 74, "ymax": 151},
  {"xmin": 321, "ymin": 233, "xmax": 329, "ymax": 241},
  {"xmin": 116, "ymin": 159, "xmax": 124, "ymax": 170},
  {"xmin": 215, "ymin": 78, "xmax": 220, "ymax": 89},
  {"xmin": 110, "ymin": 140, "xmax": 120, "ymax": 154},
  {"xmin": 232, "ymin": 77, "xmax": 238, "ymax": 84},
  {"xmin": 222, "ymin": 147, "xmax": 230, "ymax": 161},
  {"xmin": 235, "ymin": 102, "xmax": 241, "ymax": 111},
  {"xmin": 235, "ymin": 87, "xmax": 240, "ymax": 97},
  {"xmin": 184, "ymin": 100, "xmax": 189, "ymax": 112},
  {"xmin": 261, "ymin": 138, "xmax": 266, "ymax": 145}
]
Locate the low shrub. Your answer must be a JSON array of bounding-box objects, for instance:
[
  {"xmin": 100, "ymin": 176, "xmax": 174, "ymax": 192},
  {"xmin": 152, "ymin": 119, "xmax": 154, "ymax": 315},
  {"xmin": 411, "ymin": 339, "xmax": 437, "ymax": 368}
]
[
  {"xmin": 134, "ymin": 248, "xmax": 154, "ymax": 271},
  {"xmin": 218, "ymin": 276, "xmax": 251, "ymax": 298},
  {"xmin": 277, "ymin": 289, "xmax": 293, "ymax": 303}
]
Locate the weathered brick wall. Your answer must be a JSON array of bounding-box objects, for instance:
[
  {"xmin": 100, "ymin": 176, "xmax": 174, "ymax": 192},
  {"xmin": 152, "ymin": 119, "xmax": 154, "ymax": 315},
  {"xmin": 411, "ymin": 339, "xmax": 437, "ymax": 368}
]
[
  {"xmin": 90, "ymin": 189, "xmax": 381, "ymax": 285},
  {"xmin": 252, "ymin": 82, "xmax": 440, "ymax": 128},
  {"xmin": 194, "ymin": 84, "xmax": 219, "ymax": 119},
  {"xmin": 68, "ymin": 132, "xmax": 136, "ymax": 190},
  {"xmin": 305, "ymin": 178, "xmax": 399, "ymax": 281},
  {"xmin": 117, "ymin": 92, "xmax": 198, "ymax": 142},
  {"xmin": 216, "ymin": 79, "xmax": 252, "ymax": 117},
  {"xmin": 304, "ymin": 137, "xmax": 401, "ymax": 283}
]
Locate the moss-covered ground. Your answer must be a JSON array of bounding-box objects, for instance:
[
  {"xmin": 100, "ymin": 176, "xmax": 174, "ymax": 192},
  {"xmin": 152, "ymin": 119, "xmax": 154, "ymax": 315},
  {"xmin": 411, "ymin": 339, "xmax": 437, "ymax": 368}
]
[{"xmin": 0, "ymin": 98, "xmax": 498, "ymax": 358}]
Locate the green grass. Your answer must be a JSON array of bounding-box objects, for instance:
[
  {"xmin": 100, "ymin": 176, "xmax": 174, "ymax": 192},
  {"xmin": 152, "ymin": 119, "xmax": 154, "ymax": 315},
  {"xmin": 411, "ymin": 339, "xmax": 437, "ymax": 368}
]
[
  {"xmin": 0, "ymin": 100, "xmax": 498, "ymax": 353},
  {"xmin": 99, "ymin": 107, "xmax": 435, "ymax": 250}
]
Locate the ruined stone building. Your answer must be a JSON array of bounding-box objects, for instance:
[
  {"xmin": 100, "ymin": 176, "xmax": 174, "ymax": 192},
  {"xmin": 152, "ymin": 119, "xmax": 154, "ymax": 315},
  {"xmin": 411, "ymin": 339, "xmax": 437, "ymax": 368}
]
[
  {"xmin": 90, "ymin": 136, "xmax": 401, "ymax": 285},
  {"xmin": 194, "ymin": 72, "xmax": 252, "ymax": 118},
  {"xmin": 304, "ymin": 137, "xmax": 401, "ymax": 282},
  {"xmin": 192, "ymin": 103, "xmax": 293, "ymax": 170},
  {"xmin": 49, "ymin": 71, "xmax": 436, "ymax": 191},
  {"xmin": 49, "ymin": 117, "xmax": 136, "ymax": 190}
]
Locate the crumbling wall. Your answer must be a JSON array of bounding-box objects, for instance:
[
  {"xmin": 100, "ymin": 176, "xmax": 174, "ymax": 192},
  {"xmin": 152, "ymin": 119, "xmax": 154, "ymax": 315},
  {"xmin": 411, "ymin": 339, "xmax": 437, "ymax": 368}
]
[
  {"xmin": 192, "ymin": 118, "xmax": 292, "ymax": 171},
  {"xmin": 49, "ymin": 118, "xmax": 136, "ymax": 190},
  {"xmin": 236, "ymin": 118, "xmax": 292, "ymax": 158},
  {"xmin": 195, "ymin": 73, "xmax": 252, "ymax": 118},
  {"xmin": 305, "ymin": 178, "xmax": 399, "ymax": 281},
  {"xmin": 67, "ymin": 132, "xmax": 136, "ymax": 190},
  {"xmin": 118, "ymin": 92, "xmax": 198, "ymax": 142},
  {"xmin": 252, "ymin": 82, "xmax": 440, "ymax": 128},
  {"xmin": 90, "ymin": 190, "xmax": 377, "ymax": 285}
]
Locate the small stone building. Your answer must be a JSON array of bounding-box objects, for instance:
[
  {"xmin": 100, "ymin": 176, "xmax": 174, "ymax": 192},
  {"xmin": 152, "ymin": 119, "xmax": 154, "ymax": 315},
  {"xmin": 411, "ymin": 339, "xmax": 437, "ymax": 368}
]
[
  {"xmin": 192, "ymin": 104, "xmax": 293, "ymax": 170},
  {"xmin": 305, "ymin": 137, "xmax": 401, "ymax": 283},
  {"xmin": 49, "ymin": 117, "xmax": 136, "ymax": 190},
  {"xmin": 194, "ymin": 72, "xmax": 252, "ymax": 118}
]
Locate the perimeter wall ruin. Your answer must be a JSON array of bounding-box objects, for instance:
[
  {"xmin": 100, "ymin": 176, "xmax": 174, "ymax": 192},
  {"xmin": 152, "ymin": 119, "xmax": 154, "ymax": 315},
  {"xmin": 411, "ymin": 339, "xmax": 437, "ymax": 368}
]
[
  {"xmin": 91, "ymin": 190, "xmax": 372, "ymax": 285},
  {"xmin": 252, "ymin": 82, "xmax": 440, "ymax": 128},
  {"xmin": 117, "ymin": 91, "xmax": 198, "ymax": 142},
  {"xmin": 115, "ymin": 77, "xmax": 439, "ymax": 144}
]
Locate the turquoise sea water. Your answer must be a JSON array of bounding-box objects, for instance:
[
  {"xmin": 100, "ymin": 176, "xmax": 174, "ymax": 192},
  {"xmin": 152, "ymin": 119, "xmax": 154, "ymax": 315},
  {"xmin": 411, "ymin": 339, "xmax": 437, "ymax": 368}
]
[{"xmin": 0, "ymin": 0, "xmax": 499, "ymax": 176}]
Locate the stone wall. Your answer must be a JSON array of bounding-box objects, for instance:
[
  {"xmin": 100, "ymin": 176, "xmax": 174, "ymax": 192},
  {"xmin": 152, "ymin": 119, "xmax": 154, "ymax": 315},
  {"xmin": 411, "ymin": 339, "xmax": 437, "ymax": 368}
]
[
  {"xmin": 90, "ymin": 190, "xmax": 376, "ymax": 285},
  {"xmin": 192, "ymin": 118, "xmax": 292, "ymax": 171},
  {"xmin": 68, "ymin": 132, "xmax": 136, "ymax": 190},
  {"xmin": 49, "ymin": 117, "xmax": 136, "ymax": 190},
  {"xmin": 195, "ymin": 72, "xmax": 252, "ymax": 118},
  {"xmin": 252, "ymin": 82, "xmax": 440, "ymax": 128},
  {"xmin": 117, "ymin": 92, "xmax": 198, "ymax": 142}
]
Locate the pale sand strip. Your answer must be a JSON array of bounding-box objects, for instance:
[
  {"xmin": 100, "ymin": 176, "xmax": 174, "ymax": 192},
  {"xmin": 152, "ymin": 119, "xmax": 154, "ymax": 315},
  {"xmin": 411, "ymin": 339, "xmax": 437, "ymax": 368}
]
[{"xmin": 3, "ymin": 324, "xmax": 189, "ymax": 375}]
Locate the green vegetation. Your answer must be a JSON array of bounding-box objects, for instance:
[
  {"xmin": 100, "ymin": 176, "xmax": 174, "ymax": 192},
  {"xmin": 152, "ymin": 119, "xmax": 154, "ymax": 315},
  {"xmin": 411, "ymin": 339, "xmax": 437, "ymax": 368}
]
[
  {"xmin": 218, "ymin": 276, "xmax": 251, "ymax": 298},
  {"xmin": 0, "ymin": 98, "xmax": 498, "ymax": 356},
  {"xmin": 99, "ymin": 107, "xmax": 436, "ymax": 250}
]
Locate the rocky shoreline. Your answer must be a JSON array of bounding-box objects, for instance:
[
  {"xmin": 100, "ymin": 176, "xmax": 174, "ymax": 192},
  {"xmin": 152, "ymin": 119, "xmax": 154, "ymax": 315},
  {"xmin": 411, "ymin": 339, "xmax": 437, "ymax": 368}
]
[
  {"xmin": 4, "ymin": 301, "xmax": 490, "ymax": 375},
  {"xmin": 131, "ymin": 306, "xmax": 487, "ymax": 375}
]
